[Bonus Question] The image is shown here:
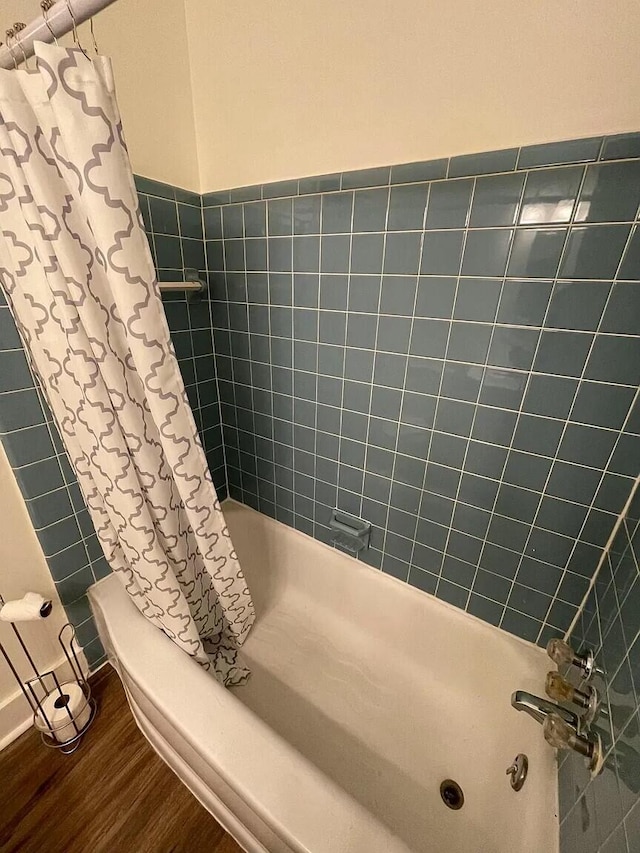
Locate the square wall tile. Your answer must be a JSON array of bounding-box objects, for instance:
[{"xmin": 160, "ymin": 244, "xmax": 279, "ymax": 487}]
[
  {"xmin": 576, "ymin": 161, "xmax": 640, "ymax": 223},
  {"xmin": 560, "ymin": 225, "xmax": 631, "ymax": 279},
  {"xmin": 322, "ymin": 192, "xmax": 354, "ymax": 233},
  {"xmin": 149, "ymin": 196, "xmax": 179, "ymax": 235},
  {"xmin": 470, "ymin": 173, "xmax": 525, "ymax": 227},
  {"xmin": 462, "ymin": 229, "xmax": 512, "ymax": 277},
  {"xmin": 533, "ymin": 330, "xmax": 593, "ymax": 377},
  {"xmin": 454, "ymin": 278, "xmax": 502, "ymax": 322},
  {"xmin": 441, "ymin": 362, "xmax": 482, "ymax": 402},
  {"xmin": 293, "ymin": 195, "xmax": 321, "ymax": 234},
  {"xmin": 488, "ymin": 326, "xmax": 539, "ymax": 371},
  {"xmin": 519, "ymin": 166, "xmax": 583, "ymax": 225},
  {"xmin": 415, "ymin": 276, "xmax": 457, "ymax": 318},
  {"xmin": 601, "ymin": 282, "xmax": 640, "ymax": 335},
  {"xmin": 497, "ymin": 279, "xmax": 553, "ymax": 326},
  {"xmin": 545, "ymin": 280, "xmax": 611, "ymax": 331},
  {"xmin": 244, "ymin": 201, "xmax": 267, "ymax": 237},
  {"xmin": 426, "ymin": 180, "xmax": 473, "ymax": 229},
  {"xmin": 353, "ymin": 188, "xmax": 389, "ymax": 232},
  {"xmin": 447, "ymin": 322, "xmax": 492, "ymax": 364},
  {"xmin": 523, "ymin": 374, "xmax": 578, "ymax": 419},
  {"xmin": 388, "ymin": 184, "xmax": 429, "ymax": 230},
  {"xmin": 378, "ymin": 316, "xmax": 412, "ymax": 354},
  {"xmin": 507, "ymin": 228, "xmax": 566, "ymax": 278},
  {"xmin": 0, "ymin": 350, "xmax": 34, "ymax": 393},
  {"xmin": 380, "ymin": 277, "xmax": 418, "ymax": 316},
  {"xmin": 421, "ymin": 231, "xmax": 465, "ymax": 275},
  {"xmin": 384, "ymin": 232, "xmax": 422, "ymax": 275},
  {"xmin": 348, "ymin": 275, "xmax": 381, "ymax": 313},
  {"xmin": 585, "ymin": 335, "xmax": 640, "ymax": 386},
  {"xmin": 321, "ymin": 235, "xmax": 350, "ymax": 273},
  {"xmin": 410, "ymin": 318, "xmax": 448, "ymax": 358},
  {"xmin": 351, "ymin": 234, "xmax": 385, "ymax": 274},
  {"xmin": 571, "ymin": 382, "xmax": 635, "ymax": 430}
]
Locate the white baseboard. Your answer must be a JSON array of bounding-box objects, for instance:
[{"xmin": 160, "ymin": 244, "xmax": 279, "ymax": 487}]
[{"xmin": 0, "ymin": 715, "xmax": 33, "ymax": 752}]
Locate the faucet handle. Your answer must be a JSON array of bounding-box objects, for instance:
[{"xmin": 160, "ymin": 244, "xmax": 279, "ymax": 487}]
[
  {"xmin": 546, "ymin": 638, "xmax": 597, "ymax": 680},
  {"xmin": 546, "ymin": 638, "xmax": 574, "ymax": 666},
  {"xmin": 543, "ymin": 713, "xmax": 604, "ymax": 777},
  {"xmin": 545, "ymin": 672, "xmax": 599, "ymax": 725}
]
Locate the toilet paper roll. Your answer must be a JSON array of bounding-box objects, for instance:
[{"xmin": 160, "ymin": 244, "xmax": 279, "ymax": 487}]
[
  {"xmin": 35, "ymin": 682, "xmax": 92, "ymax": 743},
  {"xmin": 0, "ymin": 592, "xmax": 51, "ymax": 622}
]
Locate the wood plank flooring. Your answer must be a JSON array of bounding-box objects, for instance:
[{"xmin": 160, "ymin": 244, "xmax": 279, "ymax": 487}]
[{"xmin": 0, "ymin": 666, "xmax": 244, "ymax": 853}]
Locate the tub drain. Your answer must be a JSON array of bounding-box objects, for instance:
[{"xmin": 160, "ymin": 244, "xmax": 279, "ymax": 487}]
[{"xmin": 440, "ymin": 779, "xmax": 464, "ymax": 810}]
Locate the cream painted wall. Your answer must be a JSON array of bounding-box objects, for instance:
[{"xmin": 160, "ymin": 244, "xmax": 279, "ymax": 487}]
[
  {"xmin": 2, "ymin": 0, "xmax": 199, "ymax": 191},
  {"xmin": 4, "ymin": 1, "xmax": 638, "ymax": 192},
  {"xmin": 184, "ymin": 0, "xmax": 640, "ymax": 192},
  {"xmin": 90, "ymin": 0, "xmax": 199, "ymax": 190},
  {"xmin": 0, "ymin": 446, "xmax": 72, "ymax": 748}
]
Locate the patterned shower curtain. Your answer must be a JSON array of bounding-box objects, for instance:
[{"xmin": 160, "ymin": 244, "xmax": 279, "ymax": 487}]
[{"xmin": 0, "ymin": 44, "xmax": 254, "ymax": 685}]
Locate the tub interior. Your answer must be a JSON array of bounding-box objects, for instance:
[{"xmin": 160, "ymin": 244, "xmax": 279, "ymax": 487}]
[{"xmin": 226, "ymin": 501, "xmax": 559, "ymax": 853}]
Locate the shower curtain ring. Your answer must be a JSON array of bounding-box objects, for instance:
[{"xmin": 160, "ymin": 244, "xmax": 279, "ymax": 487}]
[
  {"xmin": 64, "ymin": 0, "xmax": 90, "ymax": 60},
  {"xmin": 88, "ymin": 16, "xmax": 99, "ymax": 53},
  {"xmin": 40, "ymin": 1, "xmax": 59, "ymax": 46},
  {"xmin": 13, "ymin": 23, "xmax": 30, "ymax": 69},
  {"xmin": 4, "ymin": 30, "xmax": 18, "ymax": 70}
]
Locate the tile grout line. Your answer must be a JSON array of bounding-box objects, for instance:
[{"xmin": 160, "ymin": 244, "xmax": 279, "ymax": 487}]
[
  {"xmin": 377, "ymin": 183, "xmax": 432, "ymax": 576},
  {"xmin": 451, "ymin": 173, "xmax": 531, "ymax": 612},
  {"xmin": 492, "ymin": 163, "xmax": 592, "ymax": 636},
  {"xmin": 219, "ymin": 194, "xmax": 243, "ymax": 503},
  {"xmin": 225, "ymin": 405, "xmax": 632, "ymax": 493},
  {"xmin": 532, "ymin": 209, "xmax": 640, "ymax": 642},
  {"xmin": 223, "ymin": 451, "xmax": 618, "ymax": 565},
  {"xmin": 332, "ymin": 190, "xmax": 356, "ymax": 537},
  {"xmin": 240, "ymin": 204, "xmax": 260, "ymax": 509},
  {"xmin": 310, "ymin": 197, "xmax": 323, "ymax": 540},
  {"xmin": 200, "ymin": 195, "xmax": 229, "ymax": 499},
  {"xmin": 405, "ymin": 178, "xmax": 480, "ymax": 589},
  {"xmin": 358, "ymin": 183, "xmax": 394, "ymax": 533}
]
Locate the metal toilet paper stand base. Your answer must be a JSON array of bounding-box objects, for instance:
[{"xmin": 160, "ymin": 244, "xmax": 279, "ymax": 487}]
[
  {"xmin": 32, "ymin": 624, "xmax": 97, "ymax": 754},
  {"xmin": 0, "ymin": 596, "xmax": 97, "ymax": 754}
]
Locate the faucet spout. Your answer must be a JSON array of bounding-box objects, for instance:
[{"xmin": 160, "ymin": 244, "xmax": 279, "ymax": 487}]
[{"xmin": 511, "ymin": 690, "xmax": 579, "ymax": 729}]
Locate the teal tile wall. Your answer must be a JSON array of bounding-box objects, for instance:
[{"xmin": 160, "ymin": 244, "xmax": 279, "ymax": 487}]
[
  {"xmin": 1, "ymin": 134, "xmax": 640, "ymax": 669},
  {"xmin": 0, "ymin": 176, "xmax": 218, "ymax": 669},
  {"xmin": 1, "ymin": 294, "xmax": 108, "ymax": 668},
  {"xmin": 135, "ymin": 176, "xmax": 226, "ymax": 495},
  {"xmin": 204, "ymin": 133, "xmax": 640, "ymax": 647},
  {"xmin": 559, "ymin": 485, "xmax": 640, "ymax": 852}
]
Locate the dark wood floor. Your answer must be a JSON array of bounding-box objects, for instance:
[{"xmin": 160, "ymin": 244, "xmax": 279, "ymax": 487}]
[{"xmin": 0, "ymin": 666, "xmax": 243, "ymax": 853}]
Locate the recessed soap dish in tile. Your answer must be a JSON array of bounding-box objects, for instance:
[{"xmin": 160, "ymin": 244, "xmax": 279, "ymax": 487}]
[{"xmin": 329, "ymin": 509, "xmax": 371, "ymax": 555}]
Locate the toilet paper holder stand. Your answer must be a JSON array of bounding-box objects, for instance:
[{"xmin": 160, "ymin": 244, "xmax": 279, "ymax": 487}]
[{"xmin": 0, "ymin": 595, "xmax": 97, "ymax": 754}]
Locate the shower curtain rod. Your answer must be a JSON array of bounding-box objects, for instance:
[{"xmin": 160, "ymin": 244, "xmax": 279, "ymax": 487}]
[{"xmin": 0, "ymin": 0, "xmax": 118, "ymax": 70}]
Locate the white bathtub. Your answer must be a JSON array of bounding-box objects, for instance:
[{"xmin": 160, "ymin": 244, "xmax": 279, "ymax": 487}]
[{"xmin": 88, "ymin": 500, "xmax": 558, "ymax": 853}]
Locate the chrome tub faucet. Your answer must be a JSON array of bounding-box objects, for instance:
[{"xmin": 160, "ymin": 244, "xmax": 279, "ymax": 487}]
[
  {"xmin": 510, "ymin": 690, "xmax": 579, "ymax": 729},
  {"xmin": 510, "ymin": 639, "xmax": 605, "ymax": 777}
]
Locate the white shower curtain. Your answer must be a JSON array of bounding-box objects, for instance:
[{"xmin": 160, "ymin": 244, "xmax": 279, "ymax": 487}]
[{"xmin": 0, "ymin": 44, "xmax": 254, "ymax": 685}]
